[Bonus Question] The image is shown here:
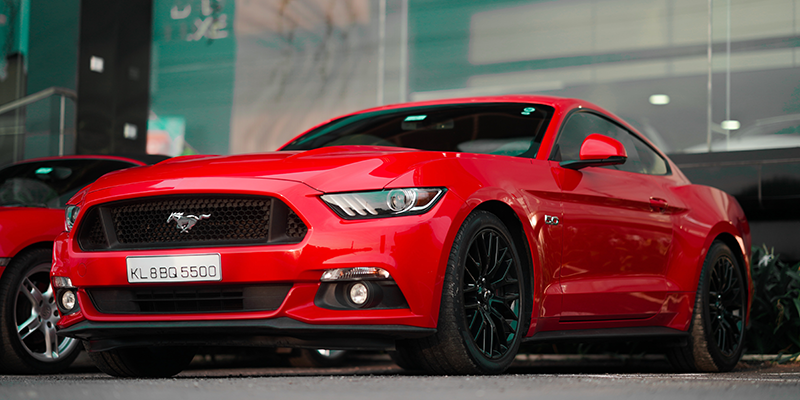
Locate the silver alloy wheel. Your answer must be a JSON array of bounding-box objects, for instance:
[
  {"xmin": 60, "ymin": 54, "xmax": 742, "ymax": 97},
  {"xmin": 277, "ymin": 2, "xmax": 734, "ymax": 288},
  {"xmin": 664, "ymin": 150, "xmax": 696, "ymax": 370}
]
[{"xmin": 14, "ymin": 263, "xmax": 78, "ymax": 362}]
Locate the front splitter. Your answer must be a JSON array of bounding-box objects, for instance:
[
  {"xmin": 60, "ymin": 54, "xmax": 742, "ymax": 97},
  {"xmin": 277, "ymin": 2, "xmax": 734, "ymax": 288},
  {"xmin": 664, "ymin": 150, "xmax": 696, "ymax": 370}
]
[{"xmin": 59, "ymin": 317, "xmax": 436, "ymax": 352}]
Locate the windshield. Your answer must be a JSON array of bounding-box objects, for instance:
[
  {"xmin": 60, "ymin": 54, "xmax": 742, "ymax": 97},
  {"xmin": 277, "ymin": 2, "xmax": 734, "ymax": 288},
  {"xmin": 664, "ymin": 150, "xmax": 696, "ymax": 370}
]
[
  {"xmin": 0, "ymin": 159, "xmax": 139, "ymax": 209},
  {"xmin": 282, "ymin": 103, "xmax": 554, "ymax": 157}
]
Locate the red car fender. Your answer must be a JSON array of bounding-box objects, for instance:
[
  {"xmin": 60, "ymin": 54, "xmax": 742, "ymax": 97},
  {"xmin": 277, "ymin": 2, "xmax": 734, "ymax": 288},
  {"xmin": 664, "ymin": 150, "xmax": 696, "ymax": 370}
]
[
  {"xmin": 51, "ymin": 231, "xmax": 87, "ymax": 327},
  {"xmin": 388, "ymin": 157, "xmax": 549, "ymax": 334},
  {"xmin": 664, "ymin": 184, "xmax": 752, "ymax": 331},
  {"xmin": 418, "ymin": 188, "xmax": 540, "ymax": 333}
]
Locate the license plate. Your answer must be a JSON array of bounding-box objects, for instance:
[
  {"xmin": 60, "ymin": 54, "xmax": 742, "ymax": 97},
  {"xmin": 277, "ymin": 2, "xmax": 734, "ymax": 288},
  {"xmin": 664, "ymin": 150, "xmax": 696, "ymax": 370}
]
[{"xmin": 126, "ymin": 254, "xmax": 221, "ymax": 283}]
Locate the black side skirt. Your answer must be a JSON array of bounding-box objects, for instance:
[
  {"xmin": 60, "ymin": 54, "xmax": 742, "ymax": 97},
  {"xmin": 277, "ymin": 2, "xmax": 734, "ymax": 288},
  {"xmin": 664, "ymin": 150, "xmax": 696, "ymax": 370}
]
[{"xmin": 523, "ymin": 326, "xmax": 689, "ymax": 344}]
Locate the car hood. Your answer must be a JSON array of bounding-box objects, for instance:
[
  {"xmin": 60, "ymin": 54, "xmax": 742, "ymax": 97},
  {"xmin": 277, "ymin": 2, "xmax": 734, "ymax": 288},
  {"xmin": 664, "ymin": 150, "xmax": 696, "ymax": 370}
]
[{"xmin": 88, "ymin": 146, "xmax": 446, "ymax": 193}]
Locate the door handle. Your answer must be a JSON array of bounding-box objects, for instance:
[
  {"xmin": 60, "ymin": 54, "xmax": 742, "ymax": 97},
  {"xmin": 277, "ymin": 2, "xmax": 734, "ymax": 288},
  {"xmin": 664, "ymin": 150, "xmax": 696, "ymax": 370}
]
[{"xmin": 649, "ymin": 197, "xmax": 668, "ymax": 213}]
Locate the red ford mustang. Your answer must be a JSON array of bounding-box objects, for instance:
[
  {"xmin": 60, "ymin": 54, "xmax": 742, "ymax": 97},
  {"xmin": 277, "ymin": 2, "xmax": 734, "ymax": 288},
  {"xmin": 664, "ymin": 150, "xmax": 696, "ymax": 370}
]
[
  {"xmin": 0, "ymin": 155, "xmax": 165, "ymax": 374},
  {"xmin": 52, "ymin": 96, "xmax": 751, "ymax": 377}
]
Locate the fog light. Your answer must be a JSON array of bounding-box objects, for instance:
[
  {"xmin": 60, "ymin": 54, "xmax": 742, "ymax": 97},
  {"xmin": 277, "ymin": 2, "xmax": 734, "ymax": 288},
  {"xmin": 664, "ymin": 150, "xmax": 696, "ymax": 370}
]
[
  {"xmin": 349, "ymin": 282, "xmax": 369, "ymax": 306},
  {"xmin": 61, "ymin": 290, "xmax": 77, "ymax": 311}
]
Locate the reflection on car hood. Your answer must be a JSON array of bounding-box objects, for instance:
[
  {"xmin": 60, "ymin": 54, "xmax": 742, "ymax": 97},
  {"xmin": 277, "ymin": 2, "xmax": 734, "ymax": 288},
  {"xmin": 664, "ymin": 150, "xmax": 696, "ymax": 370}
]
[{"xmin": 88, "ymin": 146, "xmax": 448, "ymax": 193}]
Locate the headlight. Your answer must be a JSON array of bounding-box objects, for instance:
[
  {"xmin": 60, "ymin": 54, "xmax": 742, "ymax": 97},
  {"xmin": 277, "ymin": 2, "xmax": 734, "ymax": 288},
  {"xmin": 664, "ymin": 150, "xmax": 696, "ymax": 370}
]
[
  {"xmin": 321, "ymin": 188, "xmax": 445, "ymax": 219},
  {"xmin": 65, "ymin": 205, "xmax": 80, "ymax": 232}
]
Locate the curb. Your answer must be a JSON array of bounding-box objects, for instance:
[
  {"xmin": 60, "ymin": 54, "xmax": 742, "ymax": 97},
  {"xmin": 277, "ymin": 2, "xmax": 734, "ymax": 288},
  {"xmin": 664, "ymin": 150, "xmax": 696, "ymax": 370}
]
[
  {"xmin": 742, "ymin": 354, "xmax": 800, "ymax": 362},
  {"xmin": 513, "ymin": 353, "xmax": 799, "ymax": 363}
]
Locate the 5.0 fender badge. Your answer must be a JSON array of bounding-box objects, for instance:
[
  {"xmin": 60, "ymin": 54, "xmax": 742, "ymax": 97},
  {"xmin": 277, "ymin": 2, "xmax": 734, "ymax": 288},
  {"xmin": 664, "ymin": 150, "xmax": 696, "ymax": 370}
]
[
  {"xmin": 167, "ymin": 212, "xmax": 211, "ymax": 233},
  {"xmin": 544, "ymin": 215, "xmax": 559, "ymax": 226}
]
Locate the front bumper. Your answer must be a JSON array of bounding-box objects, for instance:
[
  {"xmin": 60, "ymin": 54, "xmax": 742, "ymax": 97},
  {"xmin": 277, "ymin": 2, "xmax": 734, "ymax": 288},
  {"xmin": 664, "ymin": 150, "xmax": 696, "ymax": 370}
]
[{"xmin": 52, "ymin": 177, "xmax": 464, "ymax": 347}]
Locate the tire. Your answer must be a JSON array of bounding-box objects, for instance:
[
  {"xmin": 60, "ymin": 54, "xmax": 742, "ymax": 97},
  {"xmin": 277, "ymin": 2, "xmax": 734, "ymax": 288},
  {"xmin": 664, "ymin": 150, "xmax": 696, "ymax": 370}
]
[
  {"xmin": 388, "ymin": 349, "xmax": 422, "ymax": 371},
  {"xmin": 288, "ymin": 349, "xmax": 348, "ymax": 368},
  {"xmin": 0, "ymin": 248, "xmax": 81, "ymax": 374},
  {"xmin": 86, "ymin": 344, "xmax": 196, "ymax": 378},
  {"xmin": 395, "ymin": 210, "xmax": 529, "ymax": 374},
  {"xmin": 667, "ymin": 241, "xmax": 747, "ymax": 372}
]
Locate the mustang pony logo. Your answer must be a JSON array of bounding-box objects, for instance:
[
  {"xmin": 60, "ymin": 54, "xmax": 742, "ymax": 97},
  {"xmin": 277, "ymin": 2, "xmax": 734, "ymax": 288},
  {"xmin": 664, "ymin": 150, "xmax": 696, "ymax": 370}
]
[{"xmin": 167, "ymin": 212, "xmax": 211, "ymax": 233}]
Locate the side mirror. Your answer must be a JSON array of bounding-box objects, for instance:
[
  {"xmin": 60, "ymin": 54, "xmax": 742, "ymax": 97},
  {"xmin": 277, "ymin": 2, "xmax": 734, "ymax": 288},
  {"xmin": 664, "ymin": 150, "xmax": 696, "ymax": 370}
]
[{"xmin": 560, "ymin": 133, "xmax": 627, "ymax": 170}]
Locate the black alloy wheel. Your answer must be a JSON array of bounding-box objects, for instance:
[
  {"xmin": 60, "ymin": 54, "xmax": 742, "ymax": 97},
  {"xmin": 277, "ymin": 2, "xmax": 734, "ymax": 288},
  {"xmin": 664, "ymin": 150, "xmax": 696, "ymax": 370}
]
[
  {"xmin": 707, "ymin": 252, "xmax": 746, "ymax": 358},
  {"xmin": 667, "ymin": 241, "xmax": 747, "ymax": 372},
  {"xmin": 462, "ymin": 228, "xmax": 522, "ymax": 359},
  {"xmin": 394, "ymin": 210, "xmax": 528, "ymax": 374}
]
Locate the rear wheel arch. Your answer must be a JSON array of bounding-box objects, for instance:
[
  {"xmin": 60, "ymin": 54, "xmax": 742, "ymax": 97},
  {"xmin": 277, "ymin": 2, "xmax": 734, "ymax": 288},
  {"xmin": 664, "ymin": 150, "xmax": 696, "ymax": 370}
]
[
  {"xmin": 710, "ymin": 232, "xmax": 751, "ymax": 320},
  {"xmin": 714, "ymin": 233, "xmax": 747, "ymax": 278},
  {"xmin": 695, "ymin": 231, "xmax": 749, "ymax": 305},
  {"xmin": 667, "ymin": 239, "xmax": 748, "ymax": 372}
]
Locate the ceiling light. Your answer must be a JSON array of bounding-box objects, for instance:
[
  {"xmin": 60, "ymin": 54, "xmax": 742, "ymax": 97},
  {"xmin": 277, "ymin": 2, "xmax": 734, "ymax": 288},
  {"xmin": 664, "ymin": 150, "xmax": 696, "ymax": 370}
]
[
  {"xmin": 721, "ymin": 120, "xmax": 741, "ymax": 130},
  {"xmin": 649, "ymin": 94, "xmax": 670, "ymax": 105}
]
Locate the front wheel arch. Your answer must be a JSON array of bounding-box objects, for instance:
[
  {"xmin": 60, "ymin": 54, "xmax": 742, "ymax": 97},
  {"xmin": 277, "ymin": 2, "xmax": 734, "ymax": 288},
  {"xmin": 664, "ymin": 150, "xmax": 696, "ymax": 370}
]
[
  {"xmin": 474, "ymin": 201, "xmax": 535, "ymax": 321},
  {"xmin": 395, "ymin": 209, "xmax": 531, "ymax": 374}
]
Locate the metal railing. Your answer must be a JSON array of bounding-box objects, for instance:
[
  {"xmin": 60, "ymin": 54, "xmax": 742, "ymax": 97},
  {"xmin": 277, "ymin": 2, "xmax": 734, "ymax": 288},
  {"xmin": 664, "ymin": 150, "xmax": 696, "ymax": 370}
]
[{"xmin": 0, "ymin": 87, "xmax": 77, "ymax": 157}]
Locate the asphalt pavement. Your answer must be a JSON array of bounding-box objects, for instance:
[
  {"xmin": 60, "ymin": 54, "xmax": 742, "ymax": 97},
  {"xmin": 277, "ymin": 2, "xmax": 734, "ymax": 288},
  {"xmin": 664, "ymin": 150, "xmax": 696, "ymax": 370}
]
[{"xmin": 1, "ymin": 353, "xmax": 798, "ymax": 400}]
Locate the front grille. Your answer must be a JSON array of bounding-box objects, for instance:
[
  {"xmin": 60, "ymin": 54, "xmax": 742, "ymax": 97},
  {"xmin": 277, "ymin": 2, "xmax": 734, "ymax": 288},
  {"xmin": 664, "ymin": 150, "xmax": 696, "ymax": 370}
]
[
  {"xmin": 115, "ymin": 197, "xmax": 271, "ymax": 244},
  {"xmin": 77, "ymin": 195, "xmax": 308, "ymax": 250},
  {"xmin": 88, "ymin": 284, "xmax": 293, "ymax": 314},
  {"xmin": 286, "ymin": 210, "xmax": 306, "ymax": 238}
]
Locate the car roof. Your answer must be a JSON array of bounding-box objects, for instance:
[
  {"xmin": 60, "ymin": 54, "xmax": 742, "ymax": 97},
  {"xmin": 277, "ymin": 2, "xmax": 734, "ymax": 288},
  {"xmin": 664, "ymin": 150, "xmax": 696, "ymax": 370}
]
[{"xmin": 352, "ymin": 95, "xmax": 586, "ymax": 114}]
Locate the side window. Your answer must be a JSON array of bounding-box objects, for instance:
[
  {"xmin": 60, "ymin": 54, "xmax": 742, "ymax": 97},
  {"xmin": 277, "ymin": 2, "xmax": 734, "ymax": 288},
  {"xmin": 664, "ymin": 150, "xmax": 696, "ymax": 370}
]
[
  {"xmin": 553, "ymin": 112, "xmax": 668, "ymax": 175},
  {"xmin": 603, "ymin": 125, "xmax": 643, "ymax": 174},
  {"xmin": 632, "ymin": 138, "xmax": 668, "ymax": 175},
  {"xmin": 552, "ymin": 113, "xmax": 597, "ymax": 162}
]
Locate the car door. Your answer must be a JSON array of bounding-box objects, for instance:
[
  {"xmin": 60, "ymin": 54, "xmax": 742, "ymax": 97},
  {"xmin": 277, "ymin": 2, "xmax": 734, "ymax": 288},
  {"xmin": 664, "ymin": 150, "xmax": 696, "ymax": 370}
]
[{"xmin": 550, "ymin": 111, "xmax": 674, "ymax": 322}]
